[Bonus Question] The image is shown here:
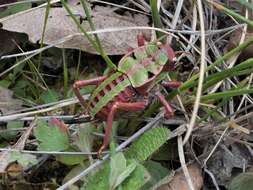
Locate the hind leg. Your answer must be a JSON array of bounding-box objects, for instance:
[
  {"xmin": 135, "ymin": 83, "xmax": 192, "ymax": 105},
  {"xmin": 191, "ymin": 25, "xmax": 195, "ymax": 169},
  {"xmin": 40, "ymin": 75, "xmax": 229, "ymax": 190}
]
[{"xmin": 97, "ymin": 101, "xmax": 147, "ymax": 157}]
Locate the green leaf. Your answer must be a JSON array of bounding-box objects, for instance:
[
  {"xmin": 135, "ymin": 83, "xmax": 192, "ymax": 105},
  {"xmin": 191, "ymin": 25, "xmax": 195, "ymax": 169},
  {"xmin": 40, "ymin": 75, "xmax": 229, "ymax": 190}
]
[
  {"xmin": 63, "ymin": 163, "xmax": 89, "ymax": 184},
  {"xmin": 34, "ymin": 120, "xmax": 70, "ymax": 151},
  {"xmin": 109, "ymin": 153, "xmax": 137, "ymax": 190},
  {"xmin": 75, "ymin": 123, "xmax": 95, "ymax": 152},
  {"xmin": 0, "ymin": 80, "xmax": 11, "ymax": 88},
  {"xmin": 228, "ymin": 172, "xmax": 253, "ymax": 190},
  {"xmin": 13, "ymin": 80, "xmax": 30, "ymax": 97},
  {"xmin": 9, "ymin": 152, "xmax": 38, "ymax": 167},
  {"xmin": 125, "ymin": 127, "xmax": 170, "ymax": 162},
  {"xmin": 82, "ymin": 163, "xmax": 110, "ymax": 190},
  {"xmin": 56, "ymin": 150, "xmax": 86, "ymax": 165},
  {"xmin": 40, "ymin": 89, "xmax": 59, "ymax": 104},
  {"xmin": 142, "ymin": 161, "xmax": 170, "ymax": 190},
  {"xmin": 122, "ymin": 162, "xmax": 147, "ymax": 190},
  {"xmin": 150, "ymin": 0, "xmax": 165, "ymax": 42},
  {"xmin": 114, "ymin": 162, "xmax": 137, "ymax": 189},
  {"xmin": 0, "ymin": 3, "xmax": 32, "ymax": 18},
  {"xmin": 81, "ymin": 158, "xmax": 138, "ymax": 190},
  {"xmin": 1, "ymin": 121, "xmax": 23, "ymax": 139},
  {"xmin": 82, "ymin": 128, "xmax": 170, "ymax": 190}
]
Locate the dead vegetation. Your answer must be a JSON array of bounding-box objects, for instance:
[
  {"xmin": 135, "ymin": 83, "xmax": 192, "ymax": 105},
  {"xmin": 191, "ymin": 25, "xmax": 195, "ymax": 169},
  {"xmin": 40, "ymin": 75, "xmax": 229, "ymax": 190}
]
[{"xmin": 0, "ymin": 0, "xmax": 253, "ymax": 190}]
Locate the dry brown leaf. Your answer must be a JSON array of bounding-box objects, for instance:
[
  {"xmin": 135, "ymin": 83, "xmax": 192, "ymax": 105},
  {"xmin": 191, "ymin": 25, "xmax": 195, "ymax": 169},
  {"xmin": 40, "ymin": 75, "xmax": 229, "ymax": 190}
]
[
  {"xmin": 0, "ymin": 29, "xmax": 17, "ymax": 56},
  {"xmin": 225, "ymin": 6, "xmax": 253, "ymax": 62},
  {"xmin": 6, "ymin": 162, "xmax": 23, "ymax": 179},
  {"xmin": 0, "ymin": 29, "xmax": 27, "ymax": 56},
  {"xmin": 0, "ymin": 4, "xmax": 150, "ymax": 55},
  {"xmin": 0, "ymin": 120, "xmax": 35, "ymax": 173},
  {"xmin": 0, "ymin": 86, "xmax": 23, "ymax": 114},
  {"xmin": 156, "ymin": 163, "xmax": 203, "ymax": 190},
  {"xmin": 206, "ymin": 144, "xmax": 251, "ymax": 186},
  {"xmin": 226, "ymin": 29, "xmax": 253, "ymax": 62}
]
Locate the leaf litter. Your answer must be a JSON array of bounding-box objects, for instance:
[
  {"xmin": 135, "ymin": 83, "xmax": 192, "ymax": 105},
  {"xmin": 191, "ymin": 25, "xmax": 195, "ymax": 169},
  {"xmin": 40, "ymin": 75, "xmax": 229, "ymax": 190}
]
[
  {"xmin": 0, "ymin": 1, "xmax": 253, "ymax": 189},
  {"xmin": 0, "ymin": 4, "xmax": 150, "ymax": 55}
]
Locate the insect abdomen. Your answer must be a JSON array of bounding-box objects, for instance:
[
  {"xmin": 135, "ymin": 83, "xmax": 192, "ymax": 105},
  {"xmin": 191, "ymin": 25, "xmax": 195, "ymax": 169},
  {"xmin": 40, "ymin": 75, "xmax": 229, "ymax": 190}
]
[{"xmin": 89, "ymin": 72, "xmax": 135, "ymax": 119}]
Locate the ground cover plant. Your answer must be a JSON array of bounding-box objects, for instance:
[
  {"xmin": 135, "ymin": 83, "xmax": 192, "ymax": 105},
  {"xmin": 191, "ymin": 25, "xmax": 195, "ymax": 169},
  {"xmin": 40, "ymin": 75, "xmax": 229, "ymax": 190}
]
[{"xmin": 0, "ymin": 0, "xmax": 253, "ymax": 189}]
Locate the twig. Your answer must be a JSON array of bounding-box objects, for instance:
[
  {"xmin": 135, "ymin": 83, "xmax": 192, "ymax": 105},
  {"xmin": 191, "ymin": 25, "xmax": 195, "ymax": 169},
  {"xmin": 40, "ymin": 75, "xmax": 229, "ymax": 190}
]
[
  {"xmin": 90, "ymin": 0, "xmax": 149, "ymax": 15},
  {"xmin": 0, "ymin": 95, "xmax": 88, "ymax": 122},
  {"xmin": 167, "ymin": 0, "xmax": 184, "ymax": 43},
  {"xmin": 183, "ymin": 0, "xmax": 206, "ymax": 144},
  {"xmin": 204, "ymin": 168, "xmax": 220, "ymax": 190},
  {"xmin": 178, "ymin": 135, "xmax": 195, "ymax": 190},
  {"xmin": 0, "ymin": 148, "xmax": 104, "ymax": 155},
  {"xmin": 203, "ymin": 126, "xmax": 229, "ymax": 166}
]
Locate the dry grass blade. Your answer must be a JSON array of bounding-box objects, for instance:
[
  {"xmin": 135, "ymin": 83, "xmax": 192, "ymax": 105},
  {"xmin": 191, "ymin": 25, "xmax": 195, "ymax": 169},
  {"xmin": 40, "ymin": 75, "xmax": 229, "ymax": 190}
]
[
  {"xmin": 183, "ymin": 0, "xmax": 206, "ymax": 145},
  {"xmin": 178, "ymin": 136, "xmax": 195, "ymax": 190},
  {"xmin": 0, "ymin": 120, "xmax": 36, "ymax": 172},
  {"xmin": 1, "ymin": 0, "xmax": 253, "ymax": 189}
]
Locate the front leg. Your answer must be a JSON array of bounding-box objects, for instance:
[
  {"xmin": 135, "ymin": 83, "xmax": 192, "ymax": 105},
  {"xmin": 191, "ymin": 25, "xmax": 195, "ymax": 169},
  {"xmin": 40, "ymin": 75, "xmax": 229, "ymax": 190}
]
[
  {"xmin": 73, "ymin": 76, "xmax": 107, "ymax": 110},
  {"xmin": 156, "ymin": 91, "xmax": 174, "ymax": 118},
  {"xmin": 161, "ymin": 80, "xmax": 181, "ymax": 89},
  {"xmin": 97, "ymin": 101, "xmax": 147, "ymax": 157}
]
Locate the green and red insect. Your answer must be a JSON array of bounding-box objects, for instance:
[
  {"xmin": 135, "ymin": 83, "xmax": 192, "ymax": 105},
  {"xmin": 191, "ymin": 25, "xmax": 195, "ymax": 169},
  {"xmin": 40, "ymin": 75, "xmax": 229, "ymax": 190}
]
[{"xmin": 73, "ymin": 34, "xmax": 180, "ymax": 156}]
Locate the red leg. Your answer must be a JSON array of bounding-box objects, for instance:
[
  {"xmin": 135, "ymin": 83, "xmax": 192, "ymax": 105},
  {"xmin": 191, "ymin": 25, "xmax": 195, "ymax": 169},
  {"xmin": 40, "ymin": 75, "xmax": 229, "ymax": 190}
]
[
  {"xmin": 161, "ymin": 80, "xmax": 181, "ymax": 89},
  {"xmin": 97, "ymin": 101, "xmax": 147, "ymax": 157},
  {"xmin": 73, "ymin": 76, "xmax": 107, "ymax": 110},
  {"xmin": 156, "ymin": 91, "xmax": 174, "ymax": 118}
]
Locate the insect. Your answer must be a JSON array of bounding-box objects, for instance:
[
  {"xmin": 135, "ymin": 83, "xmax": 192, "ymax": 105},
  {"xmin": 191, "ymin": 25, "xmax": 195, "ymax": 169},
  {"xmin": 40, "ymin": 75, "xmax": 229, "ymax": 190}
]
[{"xmin": 73, "ymin": 34, "xmax": 180, "ymax": 156}]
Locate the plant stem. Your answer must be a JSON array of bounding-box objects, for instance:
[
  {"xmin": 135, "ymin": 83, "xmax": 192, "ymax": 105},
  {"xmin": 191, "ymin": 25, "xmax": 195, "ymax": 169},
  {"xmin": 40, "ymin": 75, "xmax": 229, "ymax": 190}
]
[
  {"xmin": 201, "ymin": 88, "xmax": 253, "ymax": 102},
  {"xmin": 169, "ymin": 36, "xmax": 253, "ymax": 99},
  {"xmin": 38, "ymin": 0, "xmax": 51, "ymax": 71},
  {"xmin": 60, "ymin": 0, "xmax": 117, "ymax": 70},
  {"xmin": 150, "ymin": 0, "xmax": 166, "ymax": 43},
  {"xmin": 235, "ymin": 0, "xmax": 253, "ymax": 11},
  {"xmin": 109, "ymin": 122, "xmax": 117, "ymax": 157},
  {"xmin": 207, "ymin": 0, "xmax": 253, "ymax": 27},
  {"xmin": 62, "ymin": 49, "xmax": 68, "ymax": 99}
]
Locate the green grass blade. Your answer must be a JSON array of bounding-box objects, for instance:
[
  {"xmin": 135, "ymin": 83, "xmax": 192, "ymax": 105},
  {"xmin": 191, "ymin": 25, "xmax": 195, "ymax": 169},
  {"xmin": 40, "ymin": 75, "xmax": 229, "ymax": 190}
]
[
  {"xmin": 79, "ymin": 0, "xmax": 103, "ymax": 51},
  {"xmin": 201, "ymin": 88, "xmax": 253, "ymax": 102},
  {"xmin": 38, "ymin": 0, "xmax": 51, "ymax": 70},
  {"xmin": 201, "ymin": 58, "xmax": 253, "ymax": 91},
  {"xmin": 207, "ymin": 0, "xmax": 253, "ymax": 27},
  {"xmin": 235, "ymin": 0, "xmax": 253, "ymax": 11},
  {"xmin": 168, "ymin": 36, "xmax": 253, "ymax": 99},
  {"xmin": 60, "ymin": 0, "xmax": 117, "ymax": 69},
  {"xmin": 143, "ymin": 38, "xmax": 253, "ymax": 118},
  {"xmin": 62, "ymin": 49, "xmax": 68, "ymax": 98},
  {"xmin": 150, "ymin": 0, "xmax": 166, "ymax": 43},
  {"xmin": 79, "ymin": 0, "xmax": 116, "ymax": 70}
]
